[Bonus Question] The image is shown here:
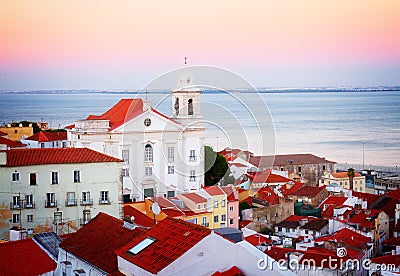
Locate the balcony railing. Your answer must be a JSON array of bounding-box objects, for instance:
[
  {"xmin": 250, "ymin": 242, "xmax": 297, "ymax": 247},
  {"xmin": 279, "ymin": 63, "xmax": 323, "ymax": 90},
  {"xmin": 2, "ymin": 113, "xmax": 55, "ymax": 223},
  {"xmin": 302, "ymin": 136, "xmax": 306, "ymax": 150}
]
[
  {"xmin": 10, "ymin": 201, "xmax": 23, "ymax": 210},
  {"xmin": 45, "ymin": 200, "xmax": 57, "ymax": 208},
  {"xmin": 80, "ymin": 199, "xmax": 93, "ymax": 206},
  {"xmin": 65, "ymin": 199, "xmax": 78, "ymax": 207},
  {"xmin": 80, "ymin": 218, "xmax": 91, "ymax": 227},
  {"xmin": 201, "ymin": 222, "xmax": 210, "ymax": 228},
  {"xmin": 24, "ymin": 202, "xmax": 35, "ymax": 209},
  {"xmin": 99, "ymin": 199, "xmax": 111, "ymax": 205}
]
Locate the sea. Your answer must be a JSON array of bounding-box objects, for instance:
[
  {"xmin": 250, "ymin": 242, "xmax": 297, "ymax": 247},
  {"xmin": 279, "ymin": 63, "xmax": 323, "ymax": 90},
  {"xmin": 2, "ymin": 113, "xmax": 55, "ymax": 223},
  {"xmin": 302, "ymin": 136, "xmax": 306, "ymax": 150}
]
[{"xmin": 1, "ymin": 89, "xmax": 399, "ymax": 171}]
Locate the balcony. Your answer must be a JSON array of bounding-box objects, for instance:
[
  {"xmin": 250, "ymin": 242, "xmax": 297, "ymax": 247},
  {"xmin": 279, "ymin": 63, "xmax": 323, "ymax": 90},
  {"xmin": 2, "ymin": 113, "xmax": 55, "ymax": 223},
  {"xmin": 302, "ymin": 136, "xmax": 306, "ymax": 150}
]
[
  {"xmin": 24, "ymin": 202, "xmax": 35, "ymax": 209},
  {"xmin": 10, "ymin": 201, "xmax": 23, "ymax": 210},
  {"xmin": 99, "ymin": 199, "xmax": 111, "ymax": 205},
  {"xmin": 65, "ymin": 199, "xmax": 78, "ymax": 207},
  {"xmin": 80, "ymin": 218, "xmax": 91, "ymax": 227},
  {"xmin": 45, "ymin": 201, "xmax": 57, "ymax": 208},
  {"xmin": 201, "ymin": 222, "xmax": 210, "ymax": 228},
  {"xmin": 80, "ymin": 199, "xmax": 93, "ymax": 206}
]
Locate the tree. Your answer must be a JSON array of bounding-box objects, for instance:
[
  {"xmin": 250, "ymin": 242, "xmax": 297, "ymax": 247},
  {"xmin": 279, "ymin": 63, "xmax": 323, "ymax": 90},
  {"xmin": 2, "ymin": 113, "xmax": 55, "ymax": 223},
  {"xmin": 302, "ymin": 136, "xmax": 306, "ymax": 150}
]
[
  {"xmin": 204, "ymin": 146, "xmax": 234, "ymax": 186},
  {"xmin": 347, "ymin": 168, "xmax": 355, "ymax": 190}
]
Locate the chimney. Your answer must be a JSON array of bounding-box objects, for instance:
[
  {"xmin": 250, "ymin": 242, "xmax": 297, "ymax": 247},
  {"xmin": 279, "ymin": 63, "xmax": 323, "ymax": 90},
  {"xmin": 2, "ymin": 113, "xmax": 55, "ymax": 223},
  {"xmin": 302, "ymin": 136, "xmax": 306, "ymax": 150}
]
[
  {"xmin": 142, "ymin": 99, "xmax": 151, "ymax": 111},
  {"xmin": 62, "ymin": 261, "xmax": 72, "ymax": 276},
  {"xmin": 0, "ymin": 151, "xmax": 6, "ymax": 165},
  {"xmin": 300, "ymin": 218, "xmax": 308, "ymax": 227}
]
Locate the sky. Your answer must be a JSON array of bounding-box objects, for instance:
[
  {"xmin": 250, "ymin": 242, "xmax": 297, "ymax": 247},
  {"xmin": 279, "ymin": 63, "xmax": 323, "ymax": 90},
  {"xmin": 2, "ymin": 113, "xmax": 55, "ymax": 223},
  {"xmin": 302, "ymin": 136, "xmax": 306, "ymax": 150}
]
[{"xmin": 0, "ymin": 0, "xmax": 399, "ymax": 90}]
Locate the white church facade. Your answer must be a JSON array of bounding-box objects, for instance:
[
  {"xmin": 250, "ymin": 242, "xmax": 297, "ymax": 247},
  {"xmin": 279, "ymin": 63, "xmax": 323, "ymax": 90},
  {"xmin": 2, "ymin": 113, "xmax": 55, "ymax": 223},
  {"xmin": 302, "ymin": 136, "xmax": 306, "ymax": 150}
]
[{"xmin": 66, "ymin": 73, "xmax": 205, "ymax": 201}]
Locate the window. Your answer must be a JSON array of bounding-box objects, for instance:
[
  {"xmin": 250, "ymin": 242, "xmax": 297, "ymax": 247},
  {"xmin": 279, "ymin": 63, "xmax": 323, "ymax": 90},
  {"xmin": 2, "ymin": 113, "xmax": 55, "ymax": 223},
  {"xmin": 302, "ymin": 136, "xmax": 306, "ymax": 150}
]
[
  {"xmin": 12, "ymin": 195, "xmax": 21, "ymax": 208},
  {"xmin": 144, "ymin": 144, "xmax": 153, "ymax": 162},
  {"xmin": 214, "ymin": 201, "xmax": 218, "ymax": 208},
  {"xmin": 168, "ymin": 166, "xmax": 174, "ymax": 174},
  {"xmin": 167, "ymin": 191, "xmax": 175, "ymax": 197},
  {"xmin": 188, "ymin": 99, "xmax": 193, "ymax": 115},
  {"xmin": 202, "ymin": 217, "xmax": 207, "ymax": 226},
  {"xmin": 81, "ymin": 192, "xmax": 91, "ymax": 204},
  {"xmin": 278, "ymin": 226, "xmax": 282, "ymax": 231},
  {"xmin": 145, "ymin": 167, "xmax": 152, "ymax": 176},
  {"xmin": 221, "ymin": 214, "xmax": 226, "ymax": 221},
  {"xmin": 27, "ymin": 215, "xmax": 33, "ymax": 222},
  {"xmin": 12, "ymin": 214, "xmax": 20, "ymax": 223},
  {"xmin": 67, "ymin": 192, "xmax": 76, "ymax": 206},
  {"xmin": 229, "ymin": 206, "xmax": 234, "ymax": 212},
  {"xmin": 128, "ymin": 237, "xmax": 156, "ymax": 255},
  {"xmin": 214, "ymin": 215, "xmax": 219, "ymax": 223},
  {"xmin": 204, "ymin": 203, "xmax": 207, "ymax": 208},
  {"xmin": 121, "ymin": 168, "xmax": 129, "ymax": 177},
  {"xmin": 52, "ymin": 141, "xmax": 55, "ymax": 147},
  {"xmin": 62, "ymin": 141, "xmax": 67, "ymax": 148},
  {"xmin": 221, "ymin": 200, "xmax": 226, "ymax": 207},
  {"xmin": 189, "ymin": 150, "xmax": 196, "ymax": 161},
  {"xmin": 25, "ymin": 194, "xmax": 34, "ymax": 208},
  {"xmin": 74, "ymin": 170, "xmax": 80, "ymax": 183},
  {"xmin": 230, "ymin": 218, "xmax": 234, "ymax": 225},
  {"xmin": 46, "ymin": 193, "xmax": 56, "ymax": 207},
  {"xmin": 305, "ymin": 230, "xmax": 309, "ymax": 234},
  {"xmin": 144, "ymin": 118, "xmax": 151, "ymax": 127},
  {"xmin": 52, "ymin": 171, "xmax": 59, "ymax": 184},
  {"xmin": 122, "ymin": 150, "xmax": 129, "ymax": 165},
  {"xmin": 100, "ymin": 191, "xmax": 109, "ymax": 204},
  {"xmin": 54, "ymin": 212, "xmax": 62, "ymax": 225},
  {"xmin": 144, "ymin": 188, "xmax": 154, "ymax": 198},
  {"xmin": 322, "ymin": 165, "xmax": 326, "ymax": 171},
  {"xmin": 197, "ymin": 204, "xmax": 200, "ymax": 210},
  {"xmin": 14, "ymin": 129, "xmax": 18, "ymax": 134},
  {"xmin": 355, "ymin": 180, "xmax": 358, "ymax": 185},
  {"xmin": 190, "ymin": 170, "xmax": 196, "ymax": 181},
  {"xmin": 83, "ymin": 209, "xmax": 91, "ymax": 224},
  {"xmin": 168, "ymin": 147, "xmax": 174, "ymax": 162},
  {"xmin": 298, "ymin": 166, "xmax": 302, "ymax": 172},
  {"xmin": 12, "ymin": 171, "xmax": 19, "ymax": 181},
  {"xmin": 30, "ymin": 173, "xmax": 37, "ymax": 185},
  {"xmin": 41, "ymin": 143, "xmax": 45, "ymax": 148}
]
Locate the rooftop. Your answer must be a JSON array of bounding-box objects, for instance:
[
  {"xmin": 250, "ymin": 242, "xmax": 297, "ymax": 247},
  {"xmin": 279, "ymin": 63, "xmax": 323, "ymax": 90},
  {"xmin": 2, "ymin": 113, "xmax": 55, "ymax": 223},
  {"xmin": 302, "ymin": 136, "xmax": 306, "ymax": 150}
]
[
  {"xmin": 60, "ymin": 212, "xmax": 147, "ymax": 274},
  {"xmin": 288, "ymin": 185, "xmax": 325, "ymax": 197},
  {"xmin": 25, "ymin": 131, "xmax": 67, "ymax": 142},
  {"xmin": 0, "ymin": 238, "xmax": 57, "ymax": 275},
  {"xmin": 116, "ymin": 217, "xmax": 211, "ymax": 274},
  {"xmin": 204, "ymin": 186, "xmax": 225, "ymax": 196},
  {"xmin": 1, "ymin": 148, "xmax": 122, "ymax": 167},
  {"xmin": 332, "ymin": 171, "xmax": 362, "ymax": 178},
  {"xmin": 0, "ymin": 136, "xmax": 26, "ymax": 148},
  {"xmin": 179, "ymin": 192, "xmax": 207, "ymax": 204}
]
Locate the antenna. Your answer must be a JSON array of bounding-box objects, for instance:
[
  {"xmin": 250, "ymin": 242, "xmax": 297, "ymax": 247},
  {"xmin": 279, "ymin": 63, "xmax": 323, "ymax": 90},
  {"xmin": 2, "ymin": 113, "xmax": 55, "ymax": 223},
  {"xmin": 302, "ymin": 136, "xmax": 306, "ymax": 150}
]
[{"xmin": 184, "ymin": 57, "xmax": 187, "ymax": 65}]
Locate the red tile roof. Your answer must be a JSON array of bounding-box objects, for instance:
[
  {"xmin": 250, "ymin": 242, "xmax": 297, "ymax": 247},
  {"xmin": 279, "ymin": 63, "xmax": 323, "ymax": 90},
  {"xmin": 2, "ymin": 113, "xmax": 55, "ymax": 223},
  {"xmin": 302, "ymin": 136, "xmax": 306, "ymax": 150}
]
[
  {"xmin": 255, "ymin": 186, "xmax": 280, "ymax": 205},
  {"xmin": 0, "ymin": 238, "xmax": 57, "ymax": 276},
  {"xmin": 204, "ymin": 186, "xmax": 225, "ymax": 196},
  {"xmin": 25, "ymin": 131, "xmax": 67, "ymax": 142},
  {"xmin": 179, "ymin": 192, "xmax": 207, "ymax": 204},
  {"xmin": 351, "ymin": 191, "xmax": 380, "ymax": 207},
  {"xmin": 264, "ymin": 247, "xmax": 304, "ymax": 262},
  {"xmin": 64, "ymin": 124, "xmax": 75, "ymax": 129},
  {"xmin": 116, "ymin": 217, "xmax": 211, "ymax": 274},
  {"xmin": 371, "ymin": 254, "xmax": 400, "ymax": 266},
  {"xmin": 279, "ymin": 182, "xmax": 305, "ymax": 197},
  {"xmin": 249, "ymin": 154, "xmax": 335, "ymax": 168},
  {"xmin": 86, "ymin": 99, "xmax": 144, "ymax": 130},
  {"xmin": 252, "ymin": 170, "xmax": 291, "ymax": 184},
  {"xmin": 0, "ymin": 137, "xmax": 26, "ymax": 148},
  {"xmin": 288, "ymin": 185, "xmax": 325, "ymax": 197},
  {"xmin": 221, "ymin": 186, "xmax": 239, "ymax": 202},
  {"xmin": 387, "ymin": 188, "xmax": 400, "ymax": 200},
  {"xmin": 299, "ymin": 250, "xmax": 346, "ymax": 269},
  {"xmin": 346, "ymin": 209, "xmax": 381, "ymax": 230},
  {"xmin": 60, "ymin": 212, "xmax": 147, "ymax": 274},
  {"xmin": 245, "ymin": 234, "xmax": 272, "ymax": 246},
  {"xmin": 332, "ymin": 171, "xmax": 361, "ymax": 178},
  {"xmin": 320, "ymin": 195, "xmax": 348, "ymax": 207},
  {"xmin": 2, "ymin": 148, "xmax": 122, "ymax": 167},
  {"xmin": 124, "ymin": 204, "xmax": 155, "ymax": 228},
  {"xmin": 0, "ymin": 131, "xmax": 7, "ymax": 136},
  {"xmin": 315, "ymin": 228, "xmax": 371, "ymax": 249},
  {"xmin": 211, "ymin": 266, "xmax": 244, "ymax": 276},
  {"xmin": 382, "ymin": 237, "xmax": 400, "ymax": 246}
]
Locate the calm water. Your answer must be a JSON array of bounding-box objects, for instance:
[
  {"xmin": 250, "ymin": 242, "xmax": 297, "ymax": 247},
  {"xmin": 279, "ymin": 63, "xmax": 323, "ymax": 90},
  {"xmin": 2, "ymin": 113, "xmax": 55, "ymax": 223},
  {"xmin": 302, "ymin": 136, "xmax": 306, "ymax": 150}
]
[{"xmin": 0, "ymin": 91, "xmax": 399, "ymax": 168}]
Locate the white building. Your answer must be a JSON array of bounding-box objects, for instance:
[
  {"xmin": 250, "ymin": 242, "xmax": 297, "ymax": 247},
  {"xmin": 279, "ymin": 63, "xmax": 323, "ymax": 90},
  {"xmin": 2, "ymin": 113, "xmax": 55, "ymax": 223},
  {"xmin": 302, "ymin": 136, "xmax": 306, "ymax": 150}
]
[
  {"xmin": 67, "ymin": 73, "xmax": 205, "ymax": 201},
  {"xmin": 21, "ymin": 131, "xmax": 68, "ymax": 148},
  {"xmin": 0, "ymin": 148, "xmax": 122, "ymax": 239}
]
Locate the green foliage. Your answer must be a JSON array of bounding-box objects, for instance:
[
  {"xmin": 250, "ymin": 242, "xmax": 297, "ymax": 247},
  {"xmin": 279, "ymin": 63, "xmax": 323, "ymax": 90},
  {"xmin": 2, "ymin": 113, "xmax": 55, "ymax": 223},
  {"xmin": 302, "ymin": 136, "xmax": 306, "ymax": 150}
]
[
  {"xmin": 260, "ymin": 227, "xmax": 273, "ymax": 235},
  {"xmin": 204, "ymin": 146, "xmax": 234, "ymax": 186},
  {"xmin": 19, "ymin": 121, "xmax": 41, "ymax": 133}
]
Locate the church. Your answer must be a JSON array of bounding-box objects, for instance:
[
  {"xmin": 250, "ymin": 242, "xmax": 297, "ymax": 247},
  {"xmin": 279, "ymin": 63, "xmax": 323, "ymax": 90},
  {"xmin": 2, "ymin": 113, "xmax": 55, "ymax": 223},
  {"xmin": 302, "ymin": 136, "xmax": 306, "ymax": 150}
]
[{"xmin": 66, "ymin": 72, "xmax": 205, "ymax": 201}]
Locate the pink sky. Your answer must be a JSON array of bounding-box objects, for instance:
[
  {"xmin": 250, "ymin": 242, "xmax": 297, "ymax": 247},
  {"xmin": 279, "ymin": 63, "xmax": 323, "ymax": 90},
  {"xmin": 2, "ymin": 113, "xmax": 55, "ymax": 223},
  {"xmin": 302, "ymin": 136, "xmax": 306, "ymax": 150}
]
[{"xmin": 0, "ymin": 0, "xmax": 399, "ymax": 89}]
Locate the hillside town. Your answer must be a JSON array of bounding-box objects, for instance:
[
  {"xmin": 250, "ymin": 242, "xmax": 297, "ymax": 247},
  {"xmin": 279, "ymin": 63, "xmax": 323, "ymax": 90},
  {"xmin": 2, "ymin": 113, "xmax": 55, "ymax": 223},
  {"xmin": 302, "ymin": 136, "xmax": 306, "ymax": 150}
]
[{"xmin": 1, "ymin": 79, "xmax": 400, "ymax": 275}]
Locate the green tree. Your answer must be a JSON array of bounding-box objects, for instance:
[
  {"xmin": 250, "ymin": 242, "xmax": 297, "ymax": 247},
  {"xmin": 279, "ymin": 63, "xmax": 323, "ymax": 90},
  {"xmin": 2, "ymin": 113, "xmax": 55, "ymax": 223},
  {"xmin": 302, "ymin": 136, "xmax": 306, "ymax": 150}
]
[
  {"xmin": 204, "ymin": 146, "xmax": 234, "ymax": 186},
  {"xmin": 347, "ymin": 168, "xmax": 355, "ymax": 190}
]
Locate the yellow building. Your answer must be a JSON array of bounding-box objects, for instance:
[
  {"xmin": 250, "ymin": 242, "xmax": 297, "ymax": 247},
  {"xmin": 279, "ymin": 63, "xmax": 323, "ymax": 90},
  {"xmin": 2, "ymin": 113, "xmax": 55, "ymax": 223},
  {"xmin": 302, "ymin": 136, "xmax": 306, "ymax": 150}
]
[
  {"xmin": 176, "ymin": 192, "xmax": 212, "ymax": 228},
  {"xmin": 0, "ymin": 124, "xmax": 33, "ymax": 141},
  {"xmin": 319, "ymin": 171, "xmax": 366, "ymax": 192},
  {"xmin": 203, "ymin": 186, "xmax": 228, "ymax": 229}
]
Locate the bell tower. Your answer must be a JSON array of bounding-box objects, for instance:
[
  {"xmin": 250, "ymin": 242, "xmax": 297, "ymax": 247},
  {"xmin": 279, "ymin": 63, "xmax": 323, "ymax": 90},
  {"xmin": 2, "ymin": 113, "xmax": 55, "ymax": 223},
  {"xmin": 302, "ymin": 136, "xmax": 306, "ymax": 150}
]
[{"xmin": 171, "ymin": 70, "xmax": 203, "ymax": 129}]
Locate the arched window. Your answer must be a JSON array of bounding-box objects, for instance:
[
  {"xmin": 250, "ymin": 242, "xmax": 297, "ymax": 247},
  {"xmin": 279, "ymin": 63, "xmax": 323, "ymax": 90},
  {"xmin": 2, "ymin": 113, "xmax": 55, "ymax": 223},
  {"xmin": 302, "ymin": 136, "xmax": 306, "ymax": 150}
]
[
  {"xmin": 188, "ymin": 98, "xmax": 193, "ymax": 115},
  {"xmin": 144, "ymin": 144, "xmax": 153, "ymax": 162},
  {"xmin": 174, "ymin": 98, "xmax": 179, "ymax": 116}
]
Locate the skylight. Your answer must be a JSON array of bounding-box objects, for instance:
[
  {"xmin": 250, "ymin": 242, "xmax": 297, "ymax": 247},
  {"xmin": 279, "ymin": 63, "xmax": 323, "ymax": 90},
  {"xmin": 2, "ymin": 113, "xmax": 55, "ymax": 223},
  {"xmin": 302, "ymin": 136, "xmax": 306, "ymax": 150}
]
[{"xmin": 128, "ymin": 237, "xmax": 156, "ymax": 255}]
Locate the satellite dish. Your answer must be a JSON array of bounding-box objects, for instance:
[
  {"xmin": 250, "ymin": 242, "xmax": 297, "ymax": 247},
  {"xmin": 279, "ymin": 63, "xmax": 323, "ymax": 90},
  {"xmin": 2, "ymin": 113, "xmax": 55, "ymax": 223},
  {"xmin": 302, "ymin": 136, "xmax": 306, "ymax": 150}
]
[
  {"xmin": 130, "ymin": 216, "xmax": 135, "ymax": 222},
  {"xmin": 152, "ymin": 203, "xmax": 161, "ymax": 215}
]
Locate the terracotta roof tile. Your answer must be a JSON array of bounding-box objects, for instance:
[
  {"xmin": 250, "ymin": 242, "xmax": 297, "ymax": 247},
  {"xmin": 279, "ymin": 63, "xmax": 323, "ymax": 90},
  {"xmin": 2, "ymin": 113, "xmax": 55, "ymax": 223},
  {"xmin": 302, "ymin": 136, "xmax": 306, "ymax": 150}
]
[
  {"xmin": 245, "ymin": 234, "xmax": 272, "ymax": 246},
  {"xmin": 371, "ymin": 254, "xmax": 400, "ymax": 266},
  {"xmin": 320, "ymin": 196, "xmax": 348, "ymax": 207},
  {"xmin": 249, "ymin": 154, "xmax": 335, "ymax": 168},
  {"xmin": 25, "ymin": 131, "xmax": 67, "ymax": 142},
  {"xmin": 0, "ymin": 238, "xmax": 57, "ymax": 276},
  {"xmin": 204, "ymin": 186, "xmax": 225, "ymax": 196},
  {"xmin": 332, "ymin": 172, "xmax": 361, "ymax": 178},
  {"xmin": 264, "ymin": 247, "xmax": 304, "ymax": 262},
  {"xmin": 255, "ymin": 186, "xmax": 280, "ymax": 205},
  {"xmin": 300, "ymin": 219, "xmax": 328, "ymax": 231},
  {"xmin": 288, "ymin": 185, "xmax": 325, "ymax": 197},
  {"xmin": 315, "ymin": 228, "xmax": 371, "ymax": 250},
  {"xmin": 179, "ymin": 193, "xmax": 207, "ymax": 204},
  {"xmin": 0, "ymin": 131, "xmax": 7, "ymax": 136},
  {"xmin": 2, "ymin": 148, "xmax": 122, "ymax": 167},
  {"xmin": 60, "ymin": 212, "xmax": 146, "ymax": 274},
  {"xmin": 124, "ymin": 204, "xmax": 155, "ymax": 228},
  {"xmin": 116, "ymin": 217, "xmax": 211, "ymax": 274},
  {"xmin": 382, "ymin": 237, "xmax": 400, "ymax": 246},
  {"xmin": 211, "ymin": 266, "xmax": 244, "ymax": 276},
  {"xmin": 0, "ymin": 137, "xmax": 26, "ymax": 148}
]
